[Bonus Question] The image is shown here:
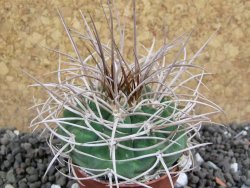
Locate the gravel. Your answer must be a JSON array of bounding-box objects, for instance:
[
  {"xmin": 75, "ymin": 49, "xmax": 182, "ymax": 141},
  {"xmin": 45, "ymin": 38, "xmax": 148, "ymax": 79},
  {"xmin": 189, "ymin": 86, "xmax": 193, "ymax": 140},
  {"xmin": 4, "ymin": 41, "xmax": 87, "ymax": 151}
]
[
  {"xmin": 0, "ymin": 129, "xmax": 76, "ymax": 188},
  {"xmin": 187, "ymin": 123, "xmax": 250, "ymax": 188},
  {"xmin": 0, "ymin": 124, "xmax": 249, "ymax": 188}
]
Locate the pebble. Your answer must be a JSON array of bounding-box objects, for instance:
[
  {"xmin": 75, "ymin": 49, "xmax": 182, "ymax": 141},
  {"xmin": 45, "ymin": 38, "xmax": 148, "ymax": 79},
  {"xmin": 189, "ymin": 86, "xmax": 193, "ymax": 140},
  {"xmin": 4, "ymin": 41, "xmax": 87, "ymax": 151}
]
[
  {"xmin": 4, "ymin": 184, "xmax": 14, "ymax": 188},
  {"xmin": 6, "ymin": 169, "xmax": 16, "ymax": 183},
  {"xmin": 6, "ymin": 130, "xmax": 16, "ymax": 139},
  {"xmin": 71, "ymin": 183, "xmax": 79, "ymax": 188},
  {"xmin": 28, "ymin": 137, "xmax": 39, "ymax": 145},
  {"xmin": 232, "ymin": 172, "xmax": 240, "ymax": 182},
  {"xmin": 3, "ymin": 160, "xmax": 11, "ymax": 169},
  {"xmin": 195, "ymin": 152, "xmax": 204, "ymax": 165},
  {"xmin": 207, "ymin": 161, "xmax": 219, "ymax": 170},
  {"xmin": 247, "ymin": 170, "xmax": 250, "ymax": 179},
  {"xmin": 12, "ymin": 147, "xmax": 21, "ymax": 156},
  {"xmin": 175, "ymin": 172, "xmax": 188, "ymax": 188},
  {"xmin": 18, "ymin": 182, "xmax": 28, "ymax": 188},
  {"xmin": 29, "ymin": 181, "xmax": 41, "ymax": 188},
  {"xmin": 15, "ymin": 153, "xmax": 22, "ymax": 163},
  {"xmin": 0, "ymin": 145, "xmax": 6, "ymax": 155},
  {"xmin": 0, "ymin": 171, "xmax": 6, "ymax": 179},
  {"xmin": 226, "ymin": 182, "xmax": 232, "ymax": 187},
  {"xmin": 228, "ymin": 149, "xmax": 234, "ymax": 157},
  {"xmin": 243, "ymin": 158, "xmax": 250, "ymax": 166},
  {"xmin": 56, "ymin": 175, "xmax": 67, "ymax": 186},
  {"xmin": 230, "ymin": 163, "xmax": 238, "ymax": 173},
  {"xmin": 26, "ymin": 167, "xmax": 36, "ymax": 175},
  {"xmin": 51, "ymin": 184, "xmax": 61, "ymax": 188},
  {"xmin": 244, "ymin": 179, "xmax": 250, "ymax": 186},
  {"xmin": 37, "ymin": 163, "xmax": 46, "ymax": 171},
  {"xmin": 225, "ymin": 172, "xmax": 235, "ymax": 184},
  {"xmin": 21, "ymin": 143, "xmax": 32, "ymax": 151},
  {"xmin": 15, "ymin": 167, "xmax": 25, "ymax": 175},
  {"xmin": 216, "ymin": 135, "xmax": 222, "ymax": 144},
  {"xmin": 27, "ymin": 174, "xmax": 39, "ymax": 183},
  {"xmin": 13, "ymin": 130, "xmax": 20, "ymax": 136},
  {"xmin": 48, "ymin": 175, "xmax": 55, "ymax": 182},
  {"xmin": 178, "ymin": 154, "xmax": 192, "ymax": 170},
  {"xmin": 198, "ymin": 170, "xmax": 207, "ymax": 179},
  {"xmin": 241, "ymin": 176, "xmax": 247, "ymax": 183},
  {"xmin": 41, "ymin": 182, "xmax": 52, "ymax": 188},
  {"xmin": 0, "ymin": 135, "xmax": 10, "ymax": 145},
  {"xmin": 189, "ymin": 174, "xmax": 199, "ymax": 184},
  {"xmin": 241, "ymin": 185, "xmax": 249, "ymax": 188}
]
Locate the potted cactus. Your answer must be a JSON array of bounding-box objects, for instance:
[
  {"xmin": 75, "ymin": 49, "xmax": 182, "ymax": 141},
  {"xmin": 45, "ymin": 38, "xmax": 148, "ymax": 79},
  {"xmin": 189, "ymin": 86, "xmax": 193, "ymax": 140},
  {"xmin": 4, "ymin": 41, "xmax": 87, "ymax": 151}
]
[{"xmin": 30, "ymin": 1, "xmax": 221, "ymax": 188}]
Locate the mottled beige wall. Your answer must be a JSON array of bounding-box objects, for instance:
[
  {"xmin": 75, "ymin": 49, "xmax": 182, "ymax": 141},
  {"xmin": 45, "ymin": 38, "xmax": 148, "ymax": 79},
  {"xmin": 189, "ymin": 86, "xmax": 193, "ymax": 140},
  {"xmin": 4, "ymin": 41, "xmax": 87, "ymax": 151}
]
[{"xmin": 0, "ymin": 0, "xmax": 249, "ymax": 131}]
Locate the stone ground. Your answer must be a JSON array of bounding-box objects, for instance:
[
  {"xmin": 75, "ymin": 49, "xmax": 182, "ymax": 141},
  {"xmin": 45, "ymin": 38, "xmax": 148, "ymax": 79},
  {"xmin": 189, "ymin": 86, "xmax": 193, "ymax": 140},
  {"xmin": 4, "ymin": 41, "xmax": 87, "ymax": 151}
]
[
  {"xmin": 0, "ymin": 0, "xmax": 249, "ymax": 131},
  {"xmin": 0, "ymin": 124, "xmax": 249, "ymax": 188}
]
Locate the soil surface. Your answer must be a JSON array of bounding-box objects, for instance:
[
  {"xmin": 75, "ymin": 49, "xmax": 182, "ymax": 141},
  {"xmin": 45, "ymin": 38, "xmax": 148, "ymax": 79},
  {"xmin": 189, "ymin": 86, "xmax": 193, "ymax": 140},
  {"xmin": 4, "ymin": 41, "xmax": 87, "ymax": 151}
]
[{"xmin": 0, "ymin": 124, "xmax": 249, "ymax": 188}]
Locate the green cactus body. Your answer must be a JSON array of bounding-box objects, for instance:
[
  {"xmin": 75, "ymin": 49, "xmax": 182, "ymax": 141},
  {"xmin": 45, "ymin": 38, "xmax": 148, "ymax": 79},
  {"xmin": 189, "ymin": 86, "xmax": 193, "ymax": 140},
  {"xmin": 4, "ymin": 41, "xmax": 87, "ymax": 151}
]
[
  {"xmin": 59, "ymin": 96, "xmax": 187, "ymax": 179},
  {"xmin": 30, "ymin": 2, "xmax": 221, "ymax": 184}
]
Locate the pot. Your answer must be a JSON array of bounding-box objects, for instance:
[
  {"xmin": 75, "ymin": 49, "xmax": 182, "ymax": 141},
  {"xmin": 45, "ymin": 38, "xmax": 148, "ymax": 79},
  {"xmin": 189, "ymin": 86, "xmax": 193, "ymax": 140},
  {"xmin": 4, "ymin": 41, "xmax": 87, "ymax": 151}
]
[{"xmin": 74, "ymin": 167, "xmax": 178, "ymax": 188}]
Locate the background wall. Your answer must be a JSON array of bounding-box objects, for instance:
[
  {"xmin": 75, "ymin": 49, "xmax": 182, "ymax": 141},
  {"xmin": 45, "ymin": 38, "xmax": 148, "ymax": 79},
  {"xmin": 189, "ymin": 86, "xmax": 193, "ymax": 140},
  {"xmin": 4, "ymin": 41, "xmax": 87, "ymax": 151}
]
[{"xmin": 0, "ymin": 0, "xmax": 249, "ymax": 131}]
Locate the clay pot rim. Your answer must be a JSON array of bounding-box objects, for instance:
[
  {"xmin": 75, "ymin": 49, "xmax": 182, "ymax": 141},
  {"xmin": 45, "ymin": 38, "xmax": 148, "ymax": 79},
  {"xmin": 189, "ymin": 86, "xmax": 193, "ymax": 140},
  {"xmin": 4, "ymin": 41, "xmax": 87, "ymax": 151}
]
[{"xmin": 75, "ymin": 167, "xmax": 178, "ymax": 187}]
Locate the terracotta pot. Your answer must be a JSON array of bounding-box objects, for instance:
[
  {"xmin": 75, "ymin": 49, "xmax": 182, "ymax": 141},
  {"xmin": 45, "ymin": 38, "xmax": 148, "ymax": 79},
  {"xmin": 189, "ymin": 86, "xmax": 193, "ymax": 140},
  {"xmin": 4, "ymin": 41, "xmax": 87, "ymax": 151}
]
[{"xmin": 74, "ymin": 167, "xmax": 178, "ymax": 188}]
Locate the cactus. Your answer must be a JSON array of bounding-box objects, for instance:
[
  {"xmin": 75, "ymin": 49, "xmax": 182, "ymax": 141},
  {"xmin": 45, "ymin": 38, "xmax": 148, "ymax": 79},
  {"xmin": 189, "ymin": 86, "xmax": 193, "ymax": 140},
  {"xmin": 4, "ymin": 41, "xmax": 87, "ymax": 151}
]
[
  {"xmin": 59, "ymin": 95, "xmax": 187, "ymax": 179},
  {"xmin": 30, "ymin": 1, "xmax": 221, "ymax": 187}
]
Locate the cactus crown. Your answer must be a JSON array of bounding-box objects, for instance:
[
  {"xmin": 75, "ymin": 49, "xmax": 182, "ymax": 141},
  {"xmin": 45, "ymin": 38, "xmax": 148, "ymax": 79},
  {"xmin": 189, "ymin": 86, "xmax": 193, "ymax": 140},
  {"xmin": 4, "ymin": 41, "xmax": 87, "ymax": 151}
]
[{"xmin": 30, "ymin": 1, "xmax": 222, "ymax": 187}]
